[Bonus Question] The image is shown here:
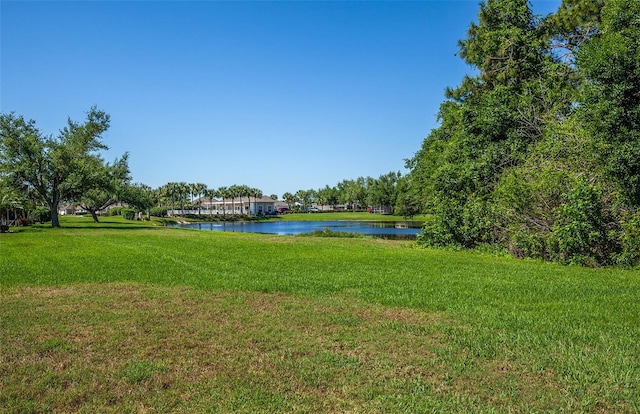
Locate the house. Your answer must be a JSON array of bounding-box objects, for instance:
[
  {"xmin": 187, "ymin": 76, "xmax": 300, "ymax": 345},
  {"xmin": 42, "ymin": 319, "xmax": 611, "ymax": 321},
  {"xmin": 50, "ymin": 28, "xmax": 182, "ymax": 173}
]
[
  {"xmin": 274, "ymin": 200, "xmax": 289, "ymax": 213},
  {"xmin": 58, "ymin": 204, "xmax": 84, "ymax": 215},
  {"xmin": 199, "ymin": 196, "xmax": 277, "ymax": 216}
]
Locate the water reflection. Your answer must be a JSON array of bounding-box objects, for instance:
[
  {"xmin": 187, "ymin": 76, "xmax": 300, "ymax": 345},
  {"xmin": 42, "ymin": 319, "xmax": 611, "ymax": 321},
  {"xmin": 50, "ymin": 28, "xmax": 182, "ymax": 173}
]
[{"xmin": 172, "ymin": 220, "xmax": 422, "ymax": 239}]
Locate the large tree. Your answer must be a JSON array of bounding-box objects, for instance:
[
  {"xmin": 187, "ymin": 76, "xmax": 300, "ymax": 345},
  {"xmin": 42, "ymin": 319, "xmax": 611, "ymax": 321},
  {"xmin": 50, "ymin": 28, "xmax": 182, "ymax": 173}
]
[
  {"xmin": 576, "ymin": 0, "xmax": 640, "ymax": 206},
  {"xmin": 189, "ymin": 182, "xmax": 207, "ymax": 215},
  {"xmin": 0, "ymin": 107, "xmax": 115, "ymax": 227},
  {"xmin": 79, "ymin": 154, "xmax": 130, "ymax": 223},
  {"xmin": 121, "ymin": 182, "xmax": 157, "ymax": 220},
  {"xmin": 368, "ymin": 171, "xmax": 401, "ymax": 214},
  {"xmin": 408, "ymin": 0, "xmax": 575, "ymax": 248},
  {"xmin": 249, "ymin": 187, "xmax": 263, "ymax": 216},
  {"xmin": 404, "ymin": 0, "xmax": 640, "ymax": 266},
  {"xmin": 218, "ymin": 186, "xmax": 229, "ymax": 217},
  {"xmin": 281, "ymin": 192, "xmax": 296, "ymax": 210},
  {"xmin": 203, "ymin": 188, "xmax": 219, "ymax": 217}
]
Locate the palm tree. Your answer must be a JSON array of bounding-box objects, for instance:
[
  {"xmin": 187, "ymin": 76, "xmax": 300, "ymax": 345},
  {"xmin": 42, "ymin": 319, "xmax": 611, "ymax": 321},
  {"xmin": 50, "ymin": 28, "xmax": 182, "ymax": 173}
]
[
  {"xmin": 217, "ymin": 186, "xmax": 228, "ymax": 218},
  {"xmin": 228, "ymin": 185, "xmax": 241, "ymax": 216},
  {"xmin": 282, "ymin": 192, "xmax": 296, "ymax": 210},
  {"xmin": 239, "ymin": 184, "xmax": 251, "ymax": 216},
  {"xmin": 164, "ymin": 182, "xmax": 179, "ymax": 216},
  {"xmin": 296, "ymin": 189, "xmax": 313, "ymax": 211},
  {"xmin": 190, "ymin": 183, "xmax": 207, "ymax": 215},
  {"xmin": 251, "ymin": 187, "xmax": 263, "ymax": 216},
  {"xmin": 177, "ymin": 182, "xmax": 189, "ymax": 215},
  {"xmin": 316, "ymin": 186, "xmax": 329, "ymax": 211},
  {"xmin": 207, "ymin": 188, "xmax": 222, "ymax": 215},
  {"xmin": 188, "ymin": 183, "xmax": 196, "ymax": 211},
  {"xmin": 152, "ymin": 186, "xmax": 168, "ymax": 215},
  {"xmin": 203, "ymin": 188, "xmax": 216, "ymax": 217}
]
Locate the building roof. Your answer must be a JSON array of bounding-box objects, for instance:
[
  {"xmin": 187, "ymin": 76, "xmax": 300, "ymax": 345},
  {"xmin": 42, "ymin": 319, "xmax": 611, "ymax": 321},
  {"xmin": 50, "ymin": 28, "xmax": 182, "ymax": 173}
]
[{"xmin": 198, "ymin": 196, "xmax": 277, "ymax": 204}]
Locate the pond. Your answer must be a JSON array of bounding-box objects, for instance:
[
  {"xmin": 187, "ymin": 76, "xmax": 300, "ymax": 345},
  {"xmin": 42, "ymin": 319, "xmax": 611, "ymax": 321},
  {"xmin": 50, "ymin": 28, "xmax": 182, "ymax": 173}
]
[{"xmin": 171, "ymin": 220, "xmax": 423, "ymax": 239}]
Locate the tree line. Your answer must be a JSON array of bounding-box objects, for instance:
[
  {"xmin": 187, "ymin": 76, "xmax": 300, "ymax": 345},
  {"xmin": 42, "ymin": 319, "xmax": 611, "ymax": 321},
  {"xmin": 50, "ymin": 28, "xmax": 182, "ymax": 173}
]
[
  {"xmin": 153, "ymin": 183, "xmax": 272, "ymax": 217},
  {"xmin": 0, "ymin": 107, "xmax": 406, "ymax": 225},
  {"xmin": 403, "ymin": 0, "xmax": 640, "ymax": 266},
  {"xmin": 281, "ymin": 171, "xmax": 416, "ymax": 216},
  {"xmin": 0, "ymin": 105, "xmax": 409, "ymax": 224}
]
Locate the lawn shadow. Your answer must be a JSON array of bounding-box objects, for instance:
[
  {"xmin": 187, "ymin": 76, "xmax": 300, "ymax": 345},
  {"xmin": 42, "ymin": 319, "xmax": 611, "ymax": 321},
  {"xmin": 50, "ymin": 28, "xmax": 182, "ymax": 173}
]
[{"xmin": 13, "ymin": 222, "xmax": 169, "ymax": 232}]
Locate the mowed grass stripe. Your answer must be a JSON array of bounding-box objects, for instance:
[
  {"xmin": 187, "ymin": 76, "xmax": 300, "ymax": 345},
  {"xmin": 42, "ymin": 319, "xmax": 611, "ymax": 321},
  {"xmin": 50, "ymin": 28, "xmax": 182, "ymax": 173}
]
[
  {"xmin": 0, "ymin": 284, "xmax": 571, "ymax": 412},
  {"xmin": 1, "ymin": 219, "xmax": 639, "ymax": 412}
]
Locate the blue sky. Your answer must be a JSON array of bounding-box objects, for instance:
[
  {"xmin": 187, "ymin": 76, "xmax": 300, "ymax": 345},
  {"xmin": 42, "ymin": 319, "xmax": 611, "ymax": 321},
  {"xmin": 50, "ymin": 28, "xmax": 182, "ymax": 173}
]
[{"xmin": 1, "ymin": 0, "xmax": 560, "ymax": 198}]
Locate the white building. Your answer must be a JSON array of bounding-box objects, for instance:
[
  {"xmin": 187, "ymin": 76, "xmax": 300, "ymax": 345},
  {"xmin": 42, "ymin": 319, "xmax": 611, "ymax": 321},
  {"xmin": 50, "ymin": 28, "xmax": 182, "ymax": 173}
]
[{"xmin": 197, "ymin": 196, "xmax": 276, "ymax": 216}]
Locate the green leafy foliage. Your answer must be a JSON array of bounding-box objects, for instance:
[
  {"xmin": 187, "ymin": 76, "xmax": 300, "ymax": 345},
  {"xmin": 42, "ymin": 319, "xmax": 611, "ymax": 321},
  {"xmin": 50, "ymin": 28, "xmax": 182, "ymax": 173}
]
[
  {"xmin": 617, "ymin": 212, "xmax": 640, "ymax": 267},
  {"xmin": 408, "ymin": 0, "xmax": 640, "ymax": 266},
  {"xmin": 577, "ymin": 0, "xmax": 640, "ymax": 205},
  {"xmin": 150, "ymin": 206, "xmax": 167, "ymax": 217},
  {"xmin": 0, "ymin": 106, "xmax": 125, "ymax": 227},
  {"xmin": 121, "ymin": 208, "xmax": 136, "ymax": 220},
  {"xmin": 32, "ymin": 206, "xmax": 51, "ymax": 224},
  {"xmin": 79, "ymin": 154, "xmax": 131, "ymax": 223},
  {"xmin": 549, "ymin": 180, "xmax": 612, "ymax": 266}
]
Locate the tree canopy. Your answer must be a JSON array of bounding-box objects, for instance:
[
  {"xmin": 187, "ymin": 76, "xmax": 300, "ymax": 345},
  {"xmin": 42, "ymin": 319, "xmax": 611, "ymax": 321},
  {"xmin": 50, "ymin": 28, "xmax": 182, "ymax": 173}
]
[
  {"xmin": 0, "ymin": 107, "xmax": 127, "ymax": 227},
  {"xmin": 405, "ymin": 0, "xmax": 640, "ymax": 266}
]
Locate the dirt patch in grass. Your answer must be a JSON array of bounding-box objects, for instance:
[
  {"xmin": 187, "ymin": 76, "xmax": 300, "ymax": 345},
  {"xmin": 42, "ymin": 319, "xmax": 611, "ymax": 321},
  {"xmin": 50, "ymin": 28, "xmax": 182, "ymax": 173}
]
[{"xmin": 0, "ymin": 283, "xmax": 581, "ymax": 412}]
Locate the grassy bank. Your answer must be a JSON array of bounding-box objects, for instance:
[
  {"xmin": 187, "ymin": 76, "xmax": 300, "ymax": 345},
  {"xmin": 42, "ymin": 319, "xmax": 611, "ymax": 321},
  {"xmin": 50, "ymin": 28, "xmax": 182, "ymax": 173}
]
[{"xmin": 1, "ymin": 217, "xmax": 639, "ymax": 412}]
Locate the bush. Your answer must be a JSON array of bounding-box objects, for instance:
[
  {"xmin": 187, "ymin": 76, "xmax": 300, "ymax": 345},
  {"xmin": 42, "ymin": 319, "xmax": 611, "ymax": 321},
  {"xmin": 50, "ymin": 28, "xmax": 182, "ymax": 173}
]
[
  {"xmin": 121, "ymin": 208, "xmax": 136, "ymax": 220},
  {"xmin": 417, "ymin": 214, "xmax": 455, "ymax": 248},
  {"xmin": 548, "ymin": 181, "xmax": 612, "ymax": 266},
  {"xmin": 507, "ymin": 229, "xmax": 548, "ymax": 260},
  {"xmin": 616, "ymin": 212, "xmax": 640, "ymax": 267},
  {"xmin": 109, "ymin": 207, "xmax": 123, "ymax": 216},
  {"xmin": 150, "ymin": 207, "xmax": 167, "ymax": 217},
  {"xmin": 300, "ymin": 227, "xmax": 365, "ymax": 238},
  {"xmin": 417, "ymin": 197, "xmax": 493, "ymax": 249},
  {"xmin": 33, "ymin": 206, "xmax": 51, "ymax": 224}
]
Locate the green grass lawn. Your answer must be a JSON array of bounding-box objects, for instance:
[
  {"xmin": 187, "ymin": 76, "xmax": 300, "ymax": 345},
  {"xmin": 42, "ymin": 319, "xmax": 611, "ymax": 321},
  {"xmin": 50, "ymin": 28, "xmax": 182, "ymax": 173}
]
[{"xmin": 1, "ymin": 216, "xmax": 639, "ymax": 413}]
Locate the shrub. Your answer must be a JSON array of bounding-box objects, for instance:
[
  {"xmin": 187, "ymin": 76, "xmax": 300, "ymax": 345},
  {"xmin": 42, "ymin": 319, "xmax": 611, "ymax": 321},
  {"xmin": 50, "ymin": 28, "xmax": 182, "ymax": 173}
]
[
  {"xmin": 417, "ymin": 197, "xmax": 493, "ymax": 249},
  {"xmin": 300, "ymin": 227, "xmax": 365, "ymax": 238},
  {"xmin": 616, "ymin": 211, "xmax": 640, "ymax": 267},
  {"xmin": 417, "ymin": 214, "xmax": 456, "ymax": 248},
  {"xmin": 150, "ymin": 207, "xmax": 167, "ymax": 217},
  {"xmin": 109, "ymin": 207, "xmax": 123, "ymax": 216},
  {"xmin": 121, "ymin": 208, "xmax": 136, "ymax": 220},
  {"xmin": 507, "ymin": 228, "xmax": 548, "ymax": 260},
  {"xmin": 549, "ymin": 181, "xmax": 611, "ymax": 266},
  {"xmin": 33, "ymin": 206, "xmax": 51, "ymax": 224}
]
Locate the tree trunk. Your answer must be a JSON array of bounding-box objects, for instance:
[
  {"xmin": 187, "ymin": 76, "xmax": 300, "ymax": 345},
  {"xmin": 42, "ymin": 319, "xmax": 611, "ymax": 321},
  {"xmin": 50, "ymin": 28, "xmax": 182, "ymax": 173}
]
[
  {"xmin": 90, "ymin": 210, "xmax": 100, "ymax": 223},
  {"xmin": 51, "ymin": 210, "xmax": 60, "ymax": 227},
  {"xmin": 49, "ymin": 197, "xmax": 61, "ymax": 228}
]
